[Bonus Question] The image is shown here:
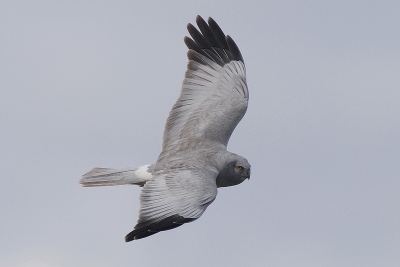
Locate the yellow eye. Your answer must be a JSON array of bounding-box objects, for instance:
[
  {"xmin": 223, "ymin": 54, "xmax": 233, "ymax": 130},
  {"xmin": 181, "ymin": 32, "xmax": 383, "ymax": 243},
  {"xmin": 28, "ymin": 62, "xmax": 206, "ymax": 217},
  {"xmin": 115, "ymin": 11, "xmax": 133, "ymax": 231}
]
[{"xmin": 235, "ymin": 166, "xmax": 243, "ymax": 171}]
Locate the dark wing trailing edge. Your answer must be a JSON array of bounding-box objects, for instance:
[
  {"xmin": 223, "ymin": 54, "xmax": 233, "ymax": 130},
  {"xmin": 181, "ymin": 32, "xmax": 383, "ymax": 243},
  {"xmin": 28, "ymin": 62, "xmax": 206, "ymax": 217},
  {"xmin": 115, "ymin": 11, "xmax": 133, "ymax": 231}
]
[{"xmin": 184, "ymin": 15, "xmax": 244, "ymax": 66}]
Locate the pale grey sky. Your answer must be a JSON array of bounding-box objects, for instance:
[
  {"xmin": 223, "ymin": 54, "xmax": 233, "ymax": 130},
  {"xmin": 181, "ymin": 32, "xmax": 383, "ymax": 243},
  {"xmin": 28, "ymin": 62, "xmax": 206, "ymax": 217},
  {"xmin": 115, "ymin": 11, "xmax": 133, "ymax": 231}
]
[{"xmin": 1, "ymin": 1, "xmax": 399, "ymax": 266}]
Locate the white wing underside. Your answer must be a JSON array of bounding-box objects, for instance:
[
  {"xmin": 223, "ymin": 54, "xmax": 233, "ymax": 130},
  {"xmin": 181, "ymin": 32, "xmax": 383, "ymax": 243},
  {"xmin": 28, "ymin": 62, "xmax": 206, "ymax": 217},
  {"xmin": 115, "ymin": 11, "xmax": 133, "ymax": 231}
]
[
  {"xmin": 140, "ymin": 168, "xmax": 217, "ymax": 219},
  {"xmin": 161, "ymin": 51, "xmax": 248, "ymax": 155}
]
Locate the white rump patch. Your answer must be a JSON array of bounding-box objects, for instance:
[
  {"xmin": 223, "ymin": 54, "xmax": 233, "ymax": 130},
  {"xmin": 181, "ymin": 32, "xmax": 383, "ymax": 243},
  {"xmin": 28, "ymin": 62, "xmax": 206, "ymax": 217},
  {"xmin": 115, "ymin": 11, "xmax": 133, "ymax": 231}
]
[{"xmin": 135, "ymin": 164, "xmax": 152, "ymax": 180}]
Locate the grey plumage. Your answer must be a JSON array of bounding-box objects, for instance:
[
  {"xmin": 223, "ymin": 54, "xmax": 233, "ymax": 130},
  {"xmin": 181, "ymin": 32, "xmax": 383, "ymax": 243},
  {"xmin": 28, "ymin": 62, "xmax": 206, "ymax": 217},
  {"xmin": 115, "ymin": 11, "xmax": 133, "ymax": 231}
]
[
  {"xmin": 79, "ymin": 15, "xmax": 251, "ymax": 242},
  {"xmin": 80, "ymin": 164, "xmax": 155, "ymax": 187}
]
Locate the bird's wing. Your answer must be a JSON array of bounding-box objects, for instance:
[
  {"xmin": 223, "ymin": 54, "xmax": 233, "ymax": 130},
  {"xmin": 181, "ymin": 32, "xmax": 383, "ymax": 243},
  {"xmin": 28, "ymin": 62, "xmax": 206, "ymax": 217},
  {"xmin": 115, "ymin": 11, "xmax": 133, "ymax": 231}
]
[
  {"xmin": 125, "ymin": 167, "xmax": 218, "ymax": 241},
  {"xmin": 161, "ymin": 16, "xmax": 248, "ymax": 153}
]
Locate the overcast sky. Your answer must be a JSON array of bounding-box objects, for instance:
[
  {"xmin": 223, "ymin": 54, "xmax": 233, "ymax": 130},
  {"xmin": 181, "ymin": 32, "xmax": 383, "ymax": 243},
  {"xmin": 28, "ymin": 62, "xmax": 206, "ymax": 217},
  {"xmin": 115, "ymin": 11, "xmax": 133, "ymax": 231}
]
[{"xmin": 1, "ymin": 1, "xmax": 399, "ymax": 266}]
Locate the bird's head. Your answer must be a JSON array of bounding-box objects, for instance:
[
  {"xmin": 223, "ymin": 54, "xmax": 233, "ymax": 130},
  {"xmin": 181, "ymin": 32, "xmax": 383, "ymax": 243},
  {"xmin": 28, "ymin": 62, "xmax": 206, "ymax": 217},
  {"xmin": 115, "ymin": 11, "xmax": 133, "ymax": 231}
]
[{"xmin": 216, "ymin": 153, "xmax": 251, "ymax": 187}]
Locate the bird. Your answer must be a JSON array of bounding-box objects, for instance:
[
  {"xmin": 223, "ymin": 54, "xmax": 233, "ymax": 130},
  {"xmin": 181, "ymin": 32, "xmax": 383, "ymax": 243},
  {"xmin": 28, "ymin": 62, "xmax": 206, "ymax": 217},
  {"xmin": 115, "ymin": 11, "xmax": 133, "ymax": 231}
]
[{"xmin": 79, "ymin": 15, "xmax": 250, "ymax": 241}]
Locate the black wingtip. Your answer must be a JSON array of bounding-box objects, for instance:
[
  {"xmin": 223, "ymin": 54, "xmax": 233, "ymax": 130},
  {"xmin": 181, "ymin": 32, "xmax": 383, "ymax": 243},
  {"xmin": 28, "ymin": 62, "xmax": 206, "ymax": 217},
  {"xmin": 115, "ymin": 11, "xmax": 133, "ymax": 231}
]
[
  {"xmin": 226, "ymin": 35, "xmax": 244, "ymax": 63},
  {"xmin": 196, "ymin": 15, "xmax": 204, "ymax": 23},
  {"xmin": 184, "ymin": 16, "xmax": 244, "ymax": 66},
  {"xmin": 125, "ymin": 215, "xmax": 197, "ymax": 241},
  {"xmin": 125, "ymin": 228, "xmax": 159, "ymax": 242}
]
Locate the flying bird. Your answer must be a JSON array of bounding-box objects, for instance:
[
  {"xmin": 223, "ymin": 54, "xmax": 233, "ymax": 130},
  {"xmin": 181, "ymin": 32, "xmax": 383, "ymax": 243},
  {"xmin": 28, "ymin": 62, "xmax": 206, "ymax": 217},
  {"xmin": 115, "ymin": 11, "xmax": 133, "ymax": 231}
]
[{"xmin": 79, "ymin": 15, "xmax": 250, "ymax": 241}]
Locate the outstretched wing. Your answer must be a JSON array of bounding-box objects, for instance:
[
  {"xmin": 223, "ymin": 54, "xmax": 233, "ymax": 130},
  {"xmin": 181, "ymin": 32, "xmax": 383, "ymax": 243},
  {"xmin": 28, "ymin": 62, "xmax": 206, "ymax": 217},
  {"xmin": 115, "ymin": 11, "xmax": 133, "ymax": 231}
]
[
  {"xmin": 161, "ymin": 16, "xmax": 248, "ymax": 153},
  {"xmin": 125, "ymin": 168, "xmax": 218, "ymax": 241}
]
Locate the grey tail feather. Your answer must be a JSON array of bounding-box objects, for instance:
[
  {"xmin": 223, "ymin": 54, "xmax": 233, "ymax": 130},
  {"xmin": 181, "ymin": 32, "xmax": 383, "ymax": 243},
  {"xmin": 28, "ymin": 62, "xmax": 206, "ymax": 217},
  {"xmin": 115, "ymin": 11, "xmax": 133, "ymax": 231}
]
[{"xmin": 79, "ymin": 164, "xmax": 155, "ymax": 187}]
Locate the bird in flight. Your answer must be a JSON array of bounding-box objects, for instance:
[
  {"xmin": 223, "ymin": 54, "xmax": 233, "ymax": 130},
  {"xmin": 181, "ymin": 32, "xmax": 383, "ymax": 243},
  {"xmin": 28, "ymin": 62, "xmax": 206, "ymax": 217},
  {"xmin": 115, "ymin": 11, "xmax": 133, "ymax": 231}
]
[{"xmin": 79, "ymin": 15, "xmax": 250, "ymax": 241}]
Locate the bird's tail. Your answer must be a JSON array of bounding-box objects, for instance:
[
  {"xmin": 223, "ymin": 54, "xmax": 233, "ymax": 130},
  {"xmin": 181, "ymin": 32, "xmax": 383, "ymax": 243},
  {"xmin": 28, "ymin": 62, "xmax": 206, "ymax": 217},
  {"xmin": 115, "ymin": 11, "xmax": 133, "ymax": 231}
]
[{"xmin": 79, "ymin": 164, "xmax": 155, "ymax": 187}]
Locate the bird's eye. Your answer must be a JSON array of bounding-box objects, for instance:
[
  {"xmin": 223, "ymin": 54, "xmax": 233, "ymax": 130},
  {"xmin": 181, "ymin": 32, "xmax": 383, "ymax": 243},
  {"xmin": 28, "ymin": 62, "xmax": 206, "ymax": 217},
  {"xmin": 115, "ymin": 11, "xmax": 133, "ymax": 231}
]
[{"xmin": 235, "ymin": 166, "xmax": 243, "ymax": 171}]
